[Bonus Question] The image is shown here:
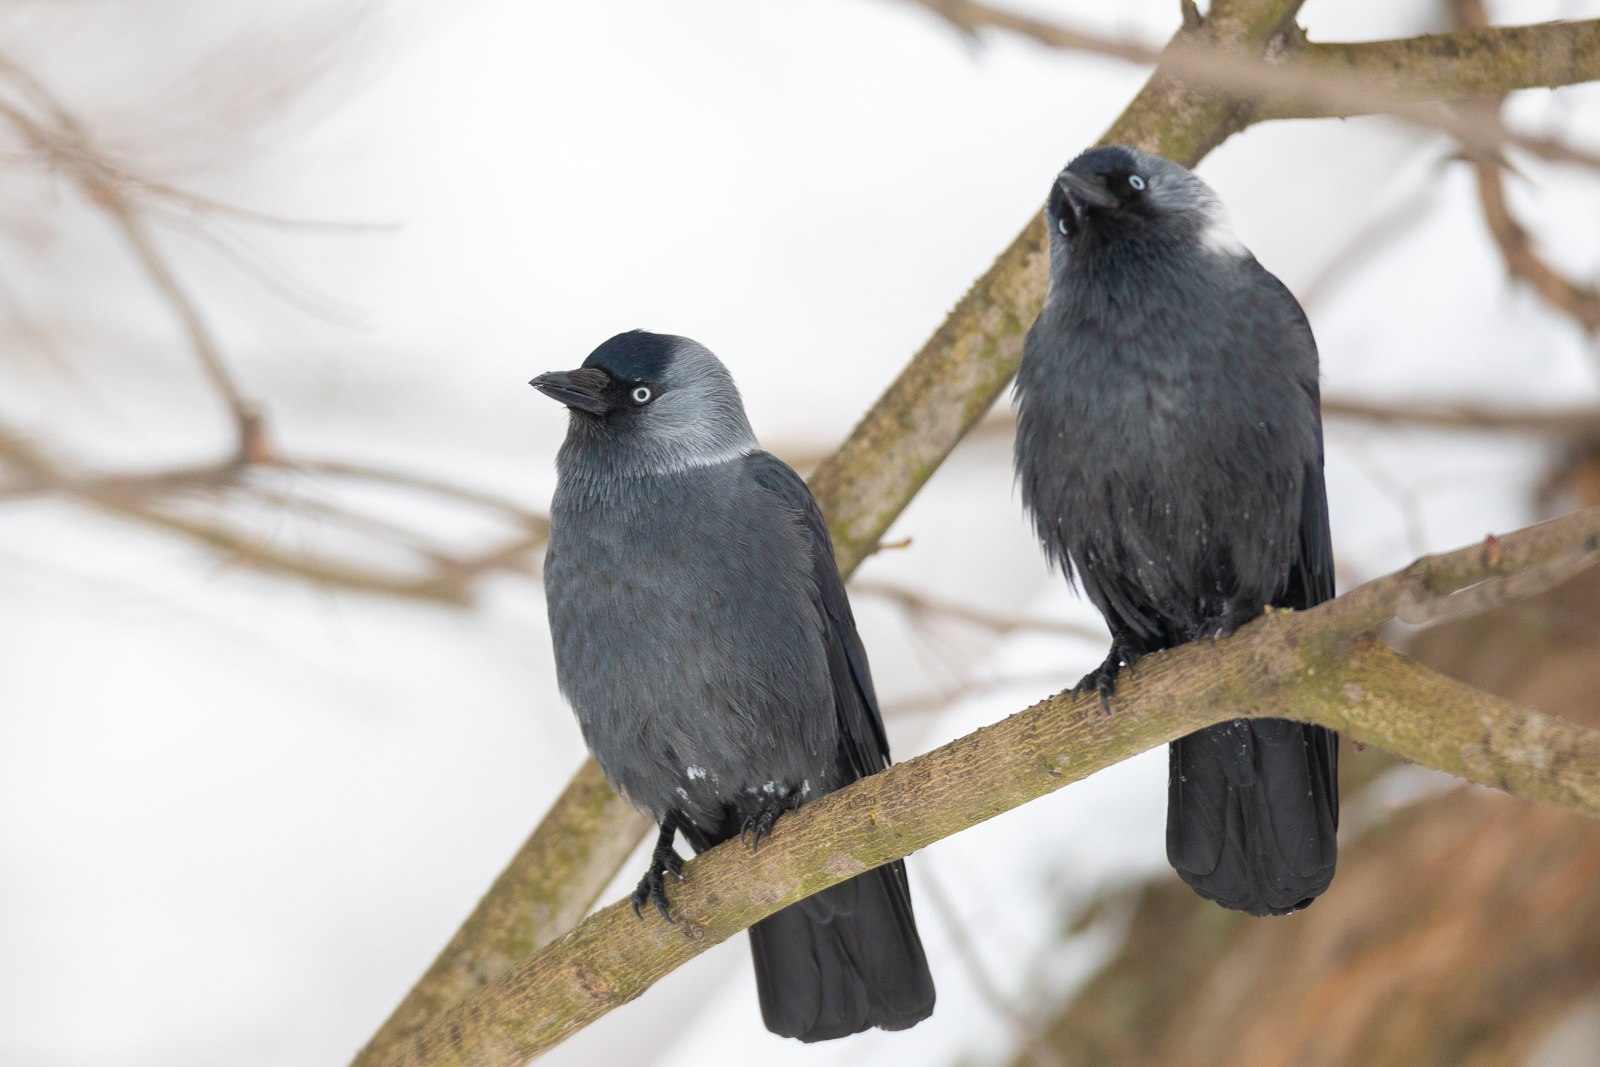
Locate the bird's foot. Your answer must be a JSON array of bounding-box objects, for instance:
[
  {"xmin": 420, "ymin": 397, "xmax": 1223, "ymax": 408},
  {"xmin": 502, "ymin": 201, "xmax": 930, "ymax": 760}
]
[
  {"xmin": 630, "ymin": 844, "xmax": 685, "ymax": 922},
  {"xmin": 1072, "ymin": 635, "xmax": 1141, "ymax": 714},
  {"xmin": 739, "ymin": 791, "xmax": 801, "ymax": 852}
]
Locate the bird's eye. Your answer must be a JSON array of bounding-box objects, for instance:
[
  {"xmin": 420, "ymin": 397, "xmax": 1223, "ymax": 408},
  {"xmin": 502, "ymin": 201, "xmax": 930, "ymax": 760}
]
[
  {"xmin": 1128, "ymin": 174, "xmax": 1146, "ymax": 191},
  {"xmin": 1057, "ymin": 217, "xmax": 1069, "ymax": 236},
  {"xmin": 630, "ymin": 385, "xmax": 654, "ymax": 405}
]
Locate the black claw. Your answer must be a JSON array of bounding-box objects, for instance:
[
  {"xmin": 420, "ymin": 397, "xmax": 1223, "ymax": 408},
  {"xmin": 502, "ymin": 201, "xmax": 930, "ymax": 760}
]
[
  {"xmin": 739, "ymin": 794, "xmax": 795, "ymax": 852},
  {"xmin": 660, "ymin": 848, "xmax": 684, "ymax": 881},
  {"xmin": 753, "ymin": 809, "xmax": 779, "ymax": 850},
  {"xmin": 632, "ymin": 824, "xmax": 684, "ymax": 923},
  {"xmin": 1073, "ymin": 633, "xmax": 1140, "ymax": 713}
]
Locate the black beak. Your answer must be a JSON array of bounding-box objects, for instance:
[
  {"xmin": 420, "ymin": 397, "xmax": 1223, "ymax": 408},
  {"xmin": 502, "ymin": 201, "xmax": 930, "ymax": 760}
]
[
  {"xmin": 529, "ymin": 368, "xmax": 614, "ymax": 415},
  {"xmin": 1057, "ymin": 170, "xmax": 1116, "ymax": 211}
]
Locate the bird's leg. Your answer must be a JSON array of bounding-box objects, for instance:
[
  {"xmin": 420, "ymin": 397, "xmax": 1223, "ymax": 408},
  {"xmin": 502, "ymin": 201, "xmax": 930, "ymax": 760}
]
[
  {"xmin": 631, "ymin": 816, "xmax": 685, "ymax": 923},
  {"xmin": 1072, "ymin": 627, "xmax": 1142, "ymax": 713},
  {"xmin": 739, "ymin": 788, "xmax": 801, "ymax": 852}
]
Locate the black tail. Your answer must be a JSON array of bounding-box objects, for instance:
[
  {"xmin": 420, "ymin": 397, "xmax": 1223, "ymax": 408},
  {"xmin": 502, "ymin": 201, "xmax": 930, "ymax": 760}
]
[
  {"xmin": 746, "ymin": 860, "xmax": 935, "ymax": 1042},
  {"xmin": 1167, "ymin": 717, "xmax": 1339, "ymax": 916}
]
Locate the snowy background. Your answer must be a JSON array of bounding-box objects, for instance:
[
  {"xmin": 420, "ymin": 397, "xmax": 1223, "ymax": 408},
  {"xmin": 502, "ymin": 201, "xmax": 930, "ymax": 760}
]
[{"xmin": 2, "ymin": 0, "xmax": 1598, "ymax": 1065}]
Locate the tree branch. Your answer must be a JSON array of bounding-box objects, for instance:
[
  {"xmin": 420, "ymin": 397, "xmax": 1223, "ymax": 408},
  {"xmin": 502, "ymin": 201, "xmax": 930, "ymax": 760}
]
[
  {"xmin": 1265, "ymin": 20, "xmax": 1600, "ymax": 120},
  {"xmin": 370, "ymin": 507, "xmax": 1600, "ymax": 1067},
  {"xmin": 899, "ymin": 2, "xmax": 1600, "ymax": 166}
]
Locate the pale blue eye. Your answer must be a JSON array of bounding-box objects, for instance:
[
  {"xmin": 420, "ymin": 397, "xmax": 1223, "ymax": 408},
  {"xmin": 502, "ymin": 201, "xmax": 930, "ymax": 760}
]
[
  {"xmin": 631, "ymin": 385, "xmax": 653, "ymax": 404},
  {"xmin": 1129, "ymin": 174, "xmax": 1146, "ymax": 191},
  {"xmin": 1057, "ymin": 217, "xmax": 1069, "ymax": 235}
]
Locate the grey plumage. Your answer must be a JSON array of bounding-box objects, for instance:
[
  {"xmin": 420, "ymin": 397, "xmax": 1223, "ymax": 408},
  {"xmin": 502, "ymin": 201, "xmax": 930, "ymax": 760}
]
[
  {"xmin": 1014, "ymin": 145, "xmax": 1339, "ymax": 916},
  {"xmin": 536, "ymin": 331, "xmax": 934, "ymax": 1040}
]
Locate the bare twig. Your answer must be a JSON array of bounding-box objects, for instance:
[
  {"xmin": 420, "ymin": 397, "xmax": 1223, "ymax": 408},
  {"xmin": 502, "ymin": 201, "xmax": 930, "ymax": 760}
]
[
  {"xmin": 1448, "ymin": 0, "xmax": 1600, "ymax": 336},
  {"xmin": 1323, "ymin": 398, "xmax": 1600, "ymax": 441},
  {"xmin": 855, "ymin": 579, "xmax": 1105, "ymax": 642},
  {"xmin": 918, "ymin": 866, "xmax": 1070, "ymax": 1067},
  {"xmin": 0, "ymin": 427, "xmax": 550, "ymax": 603},
  {"xmin": 0, "ymin": 81, "xmax": 262, "ymax": 454},
  {"xmin": 1472, "ymin": 164, "xmax": 1600, "ymax": 333}
]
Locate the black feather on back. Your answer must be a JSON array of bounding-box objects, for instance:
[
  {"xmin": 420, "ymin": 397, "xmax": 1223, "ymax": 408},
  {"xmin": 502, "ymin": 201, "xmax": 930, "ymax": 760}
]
[{"xmin": 745, "ymin": 451, "xmax": 892, "ymax": 778}]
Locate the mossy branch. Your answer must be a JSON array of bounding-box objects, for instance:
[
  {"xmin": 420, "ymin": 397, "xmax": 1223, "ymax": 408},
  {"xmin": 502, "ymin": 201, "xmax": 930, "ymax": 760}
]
[{"xmin": 371, "ymin": 508, "xmax": 1600, "ymax": 1067}]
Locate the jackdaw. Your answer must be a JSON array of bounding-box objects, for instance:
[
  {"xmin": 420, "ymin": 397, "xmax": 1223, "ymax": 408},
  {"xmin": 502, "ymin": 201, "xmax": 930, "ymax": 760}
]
[
  {"xmin": 532, "ymin": 330, "xmax": 935, "ymax": 1040},
  {"xmin": 1013, "ymin": 145, "xmax": 1339, "ymax": 916}
]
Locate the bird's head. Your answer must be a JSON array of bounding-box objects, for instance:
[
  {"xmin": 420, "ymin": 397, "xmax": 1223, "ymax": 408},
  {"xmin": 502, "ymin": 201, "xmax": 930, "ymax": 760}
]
[
  {"xmin": 531, "ymin": 331, "xmax": 757, "ymax": 475},
  {"xmin": 1047, "ymin": 144, "xmax": 1245, "ymax": 257}
]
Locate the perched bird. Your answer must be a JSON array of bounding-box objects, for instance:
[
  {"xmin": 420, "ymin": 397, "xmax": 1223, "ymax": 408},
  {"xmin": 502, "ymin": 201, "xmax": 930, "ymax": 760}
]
[
  {"xmin": 1013, "ymin": 145, "xmax": 1339, "ymax": 916},
  {"xmin": 533, "ymin": 331, "xmax": 935, "ymax": 1041}
]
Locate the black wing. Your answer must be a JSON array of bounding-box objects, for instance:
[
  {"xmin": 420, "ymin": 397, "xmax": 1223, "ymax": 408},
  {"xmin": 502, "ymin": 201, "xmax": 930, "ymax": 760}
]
[
  {"xmin": 744, "ymin": 450, "xmax": 891, "ymax": 778},
  {"xmin": 1166, "ymin": 264, "xmax": 1340, "ymax": 916},
  {"xmin": 1285, "ymin": 406, "xmax": 1335, "ymax": 610},
  {"xmin": 742, "ymin": 451, "xmax": 935, "ymax": 1038},
  {"xmin": 1255, "ymin": 261, "xmax": 1335, "ymax": 612}
]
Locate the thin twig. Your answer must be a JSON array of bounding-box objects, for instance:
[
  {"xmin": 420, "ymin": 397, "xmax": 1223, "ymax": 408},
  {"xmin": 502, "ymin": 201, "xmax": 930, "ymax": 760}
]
[
  {"xmin": 0, "ymin": 427, "xmax": 549, "ymax": 603},
  {"xmin": 0, "ymin": 91, "xmax": 261, "ymax": 454},
  {"xmin": 918, "ymin": 864, "xmax": 1071, "ymax": 1067},
  {"xmin": 1323, "ymin": 398, "xmax": 1600, "ymax": 441},
  {"xmin": 855, "ymin": 579, "xmax": 1105, "ymax": 642},
  {"xmin": 1450, "ymin": 0, "xmax": 1600, "ymax": 336}
]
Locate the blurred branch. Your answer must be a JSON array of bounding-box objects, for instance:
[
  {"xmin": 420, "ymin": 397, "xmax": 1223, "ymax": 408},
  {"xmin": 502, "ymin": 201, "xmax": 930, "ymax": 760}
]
[
  {"xmin": 790, "ymin": 395, "xmax": 1600, "ymax": 470},
  {"xmin": 918, "ymin": 866, "xmax": 1069, "ymax": 1067},
  {"xmin": 0, "ymin": 61, "xmax": 261, "ymax": 455},
  {"xmin": 0, "ymin": 51, "xmax": 555, "ymax": 604},
  {"xmin": 1449, "ymin": 0, "xmax": 1600, "ymax": 337},
  {"xmin": 1323, "ymin": 397, "xmax": 1600, "ymax": 441},
  {"xmin": 854, "ymin": 579, "xmax": 1106, "ymax": 642},
  {"xmin": 0, "ymin": 426, "xmax": 548, "ymax": 603},
  {"xmin": 1473, "ymin": 164, "xmax": 1600, "ymax": 334},
  {"xmin": 371, "ymin": 506, "xmax": 1600, "ymax": 1067}
]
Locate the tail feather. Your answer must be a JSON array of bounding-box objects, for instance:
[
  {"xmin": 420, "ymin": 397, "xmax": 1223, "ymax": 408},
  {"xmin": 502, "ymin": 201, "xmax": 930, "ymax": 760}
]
[
  {"xmin": 747, "ymin": 860, "xmax": 935, "ymax": 1042},
  {"xmin": 1167, "ymin": 718, "xmax": 1339, "ymax": 916}
]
